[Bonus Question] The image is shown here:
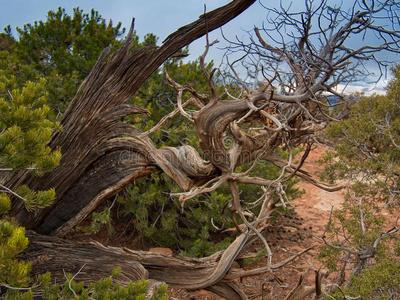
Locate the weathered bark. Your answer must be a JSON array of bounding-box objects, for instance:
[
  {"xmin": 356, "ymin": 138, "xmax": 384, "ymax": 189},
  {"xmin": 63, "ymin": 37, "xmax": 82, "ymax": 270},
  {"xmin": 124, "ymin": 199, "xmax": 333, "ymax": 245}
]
[
  {"xmin": 24, "ymin": 232, "xmax": 149, "ymax": 284},
  {"xmin": 24, "ymin": 231, "xmax": 310, "ymax": 300},
  {"xmin": 23, "ymin": 231, "xmax": 248, "ymax": 299},
  {"xmin": 8, "ymin": 0, "xmax": 256, "ymax": 235}
]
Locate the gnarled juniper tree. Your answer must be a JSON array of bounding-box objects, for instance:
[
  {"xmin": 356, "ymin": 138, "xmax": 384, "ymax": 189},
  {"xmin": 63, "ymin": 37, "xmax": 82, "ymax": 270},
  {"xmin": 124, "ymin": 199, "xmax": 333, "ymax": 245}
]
[{"xmin": 2, "ymin": 0, "xmax": 400, "ymax": 299}]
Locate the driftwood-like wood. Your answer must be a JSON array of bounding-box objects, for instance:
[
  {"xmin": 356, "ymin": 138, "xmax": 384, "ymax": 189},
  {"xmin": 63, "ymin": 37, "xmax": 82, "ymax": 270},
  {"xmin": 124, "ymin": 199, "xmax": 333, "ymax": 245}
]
[
  {"xmin": 7, "ymin": 1, "xmax": 282, "ymax": 299},
  {"xmin": 24, "ymin": 232, "xmax": 149, "ymax": 284},
  {"xmin": 24, "ymin": 231, "xmax": 310, "ymax": 300},
  {"xmin": 23, "ymin": 232, "xmax": 247, "ymax": 299}
]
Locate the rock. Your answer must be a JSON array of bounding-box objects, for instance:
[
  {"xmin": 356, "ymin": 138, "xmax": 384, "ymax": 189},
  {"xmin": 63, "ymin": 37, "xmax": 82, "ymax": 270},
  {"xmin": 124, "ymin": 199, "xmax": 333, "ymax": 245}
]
[
  {"xmin": 149, "ymin": 247, "xmax": 173, "ymax": 256},
  {"xmin": 283, "ymin": 226, "xmax": 298, "ymax": 232}
]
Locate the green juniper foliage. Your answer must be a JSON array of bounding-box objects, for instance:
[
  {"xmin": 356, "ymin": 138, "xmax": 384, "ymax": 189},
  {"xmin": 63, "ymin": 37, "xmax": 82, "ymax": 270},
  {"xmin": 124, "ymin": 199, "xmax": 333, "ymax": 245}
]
[
  {"xmin": 318, "ymin": 65, "xmax": 400, "ymax": 299},
  {"xmin": 4, "ymin": 7, "xmax": 125, "ymax": 116},
  {"xmin": 0, "ymin": 78, "xmax": 61, "ymax": 213},
  {"xmin": 0, "ymin": 79, "xmax": 61, "ymax": 297},
  {"xmin": 242, "ymin": 248, "xmax": 267, "ymax": 267},
  {"xmin": 0, "ymin": 8, "xmax": 168, "ymax": 298},
  {"xmin": 327, "ymin": 259, "xmax": 400, "ymax": 300},
  {"xmin": 0, "ymin": 46, "xmax": 62, "ymax": 294}
]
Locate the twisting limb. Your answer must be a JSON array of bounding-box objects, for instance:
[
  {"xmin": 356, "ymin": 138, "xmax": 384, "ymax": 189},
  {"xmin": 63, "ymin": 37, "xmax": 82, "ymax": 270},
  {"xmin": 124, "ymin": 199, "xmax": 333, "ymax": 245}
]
[
  {"xmin": 176, "ymin": 90, "xmax": 194, "ymax": 121},
  {"xmin": 281, "ymin": 142, "xmax": 312, "ymax": 183},
  {"xmin": 372, "ymin": 218, "xmax": 400, "ymax": 250},
  {"xmin": 199, "ymin": 29, "xmax": 219, "ymax": 105},
  {"xmin": 64, "ymin": 264, "xmax": 87, "ymax": 298},
  {"xmin": 163, "ymin": 73, "xmax": 195, "ymax": 122},
  {"xmin": 228, "ymin": 180, "xmax": 273, "ymax": 266},
  {"xmin": 0, "ymin": 183, "xmax": 27, "ymax": 202},
  {"xmin": 266, "ymin": 155, "xmax": 344, "ymax": 192},
  {"xmin": 225, "ymin": 246, "xmax": 314, "ymax": 280},
  {"xmin": 226, "ymin": 56, "xmax": 251, "ymax": 95},
  {"xmin": 322, "ymin": 203, "xmax": 400, "ymax": 281},
  {"xmin": 164, "ymin": 72, "xmax": 209, "ymax": 105},
  {"xmin": 138, "ymin": 97, "xmax": 203, "ymax": 137},
  {"xmin": 238, "ymin": 96, "xmax": 283, "ymax": 131},
  {"xmin": 172, "ymin": 174, "xmax": 229, "ymax": 205},
  {"xmin": 197, "ymin": 4, "xmax": 220, "ymax": 103}
]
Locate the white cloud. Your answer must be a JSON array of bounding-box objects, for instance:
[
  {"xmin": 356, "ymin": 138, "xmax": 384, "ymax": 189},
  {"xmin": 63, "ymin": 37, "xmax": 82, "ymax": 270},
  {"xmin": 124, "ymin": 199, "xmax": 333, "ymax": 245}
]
[{"xmin": 335, "ymin": 82, "xmax": 388, "ymax": 96}]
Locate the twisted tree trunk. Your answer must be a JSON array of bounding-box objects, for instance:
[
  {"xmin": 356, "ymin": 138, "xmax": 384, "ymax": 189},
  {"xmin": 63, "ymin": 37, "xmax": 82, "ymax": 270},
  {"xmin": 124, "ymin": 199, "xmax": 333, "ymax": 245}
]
[
  {"xmin": 23, "ymin": 232, "xmax": 251, "ymax": 299},
  {"xmin": 8, "ymin": 0, "xmax": 256, "ymax": 235},
  {"xmin": 8, "ymin": 1, "xmax": 267, "ymax": 299}
]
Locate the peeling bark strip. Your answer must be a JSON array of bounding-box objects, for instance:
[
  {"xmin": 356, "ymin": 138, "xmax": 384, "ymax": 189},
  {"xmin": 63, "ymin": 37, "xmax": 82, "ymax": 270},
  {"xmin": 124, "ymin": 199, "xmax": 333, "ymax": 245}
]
[
  {"xmin": 8, "ymin": 0, "xmax": 256, "ymax": 234},
  {"xmin": 23, "ymin": 232, "xmax": 246, "ymax": 299},
  {"xmin": 24, "ymin": 232, "xmax": 310, "ymax": 300},
  {"xmin": 24, "ymin": 232, "xmax": 149, "ymax": 285}
]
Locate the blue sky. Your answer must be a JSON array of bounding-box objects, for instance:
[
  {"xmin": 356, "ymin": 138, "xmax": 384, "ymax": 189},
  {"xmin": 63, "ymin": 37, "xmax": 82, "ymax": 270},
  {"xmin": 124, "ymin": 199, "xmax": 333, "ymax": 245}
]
[
  {"xmin": 0, "ymin": 0, "xmax": 267, "ymax": 62},
  {"xmin": 1, "ymin": 0, "xmax": 398, "ymax": 94}
]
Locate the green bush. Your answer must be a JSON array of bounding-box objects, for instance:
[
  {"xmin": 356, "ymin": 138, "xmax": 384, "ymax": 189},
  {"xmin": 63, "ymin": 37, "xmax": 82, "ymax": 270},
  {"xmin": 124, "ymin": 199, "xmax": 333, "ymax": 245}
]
[
  {"xmin": 0, "ymin": 9, "xmax": 168, "ymax": 298},
  {"xmin": 329, "ymin": 259, "xmax": 400, "ymax": 300},
  {"xmin": 319, "ymin": 65, "xmax": 400, "ymax": 299}
]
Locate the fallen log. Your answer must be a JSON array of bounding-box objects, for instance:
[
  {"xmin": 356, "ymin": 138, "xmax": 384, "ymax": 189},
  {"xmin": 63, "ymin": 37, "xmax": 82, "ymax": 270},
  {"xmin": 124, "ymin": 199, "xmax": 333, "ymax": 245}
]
[
  {"xmin": 23, "ymin": 231, "xmax": 248, "ymax": 299},
  {"xmin": 24, "ymin": 231, "xmax": 311, "ymax": 300}
]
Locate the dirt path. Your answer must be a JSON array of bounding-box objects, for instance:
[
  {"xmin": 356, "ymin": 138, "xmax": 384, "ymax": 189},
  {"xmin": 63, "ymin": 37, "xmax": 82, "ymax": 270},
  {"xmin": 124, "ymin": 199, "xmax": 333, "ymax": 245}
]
[{"xmin": 294, "ymin": 145, "xmax": 344, "ymax": 230}]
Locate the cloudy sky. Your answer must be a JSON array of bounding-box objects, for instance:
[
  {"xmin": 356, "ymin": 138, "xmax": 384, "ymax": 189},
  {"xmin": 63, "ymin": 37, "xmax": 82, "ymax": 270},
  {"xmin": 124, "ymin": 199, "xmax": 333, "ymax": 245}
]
[{"xmin": 1, "ymin": 0, "xmax": 398, "ymax": 94}]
